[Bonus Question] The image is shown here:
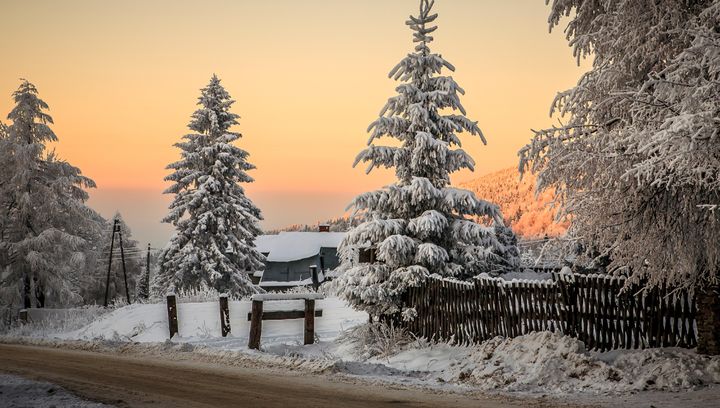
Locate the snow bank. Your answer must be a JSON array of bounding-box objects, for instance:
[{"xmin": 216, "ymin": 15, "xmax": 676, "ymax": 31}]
[
  {"xmin": 2, "ymin": 306, "xmax": 109, "ymax": 338},
  {"xmin": 433, "ymin": 332, "xmax": 720, "ymax": 393},
  {"xmin": 0, "ymin": 374, "xmax": 108, "ymax": 407},
  {"xmin": 278, "ymin": 330, "xmax": 720, "ymax": 395}
]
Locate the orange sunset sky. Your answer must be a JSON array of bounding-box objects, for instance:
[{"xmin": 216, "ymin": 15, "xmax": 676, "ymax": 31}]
[{"xmin": 0, "ymin": 0, "xmax": 590, "ymax": 247}]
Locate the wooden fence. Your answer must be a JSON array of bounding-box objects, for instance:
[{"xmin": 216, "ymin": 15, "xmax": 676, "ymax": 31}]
[{"xmin": 402, "ymin": 273, "xmax": 697, "ymax": 351}]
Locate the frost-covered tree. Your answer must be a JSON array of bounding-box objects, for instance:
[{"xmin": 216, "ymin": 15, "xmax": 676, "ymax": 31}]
[
  {"xmin": 519, "ymin": 1, "xmax": 720, "ymax": 354},
  {"xmin": 156, "ymin": 75, "xmax": 264, "ymax": 296},
  {"xmin": 334, "ymin": 0, "xmax": 519, "ymax": 317},
  {"xmin": 0, "ymin": 80, "xmax": 103, "ymax": 308},
  {"xmin": 135, "ymin": 244, "xmax": 151, "ymax": 302}
]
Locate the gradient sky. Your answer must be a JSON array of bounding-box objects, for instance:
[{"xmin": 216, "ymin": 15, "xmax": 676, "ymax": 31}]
[{"xmin": 0, "ymin": 0, "xmax": 589, "ymax": 248}]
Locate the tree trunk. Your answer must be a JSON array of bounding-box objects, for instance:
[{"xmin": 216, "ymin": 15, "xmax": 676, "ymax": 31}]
[
  {"xmin": 22, "ymin": 265, "xmax": 31, "ymax": 309},
  {"xmin": 696, "ymin": 285, "xmax": 720, "ymax": 355},
  {"xmin": 33, "ymin": 276, "xmax": 45, "ymax": 308}
]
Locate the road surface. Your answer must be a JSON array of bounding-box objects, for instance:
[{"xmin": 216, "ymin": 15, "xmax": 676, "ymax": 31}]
[{"xmin": 0, "ymin": 344, "xmax": 581, "ymax": 408}]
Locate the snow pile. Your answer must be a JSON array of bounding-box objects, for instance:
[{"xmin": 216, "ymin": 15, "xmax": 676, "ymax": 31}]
[
  {"xmin": 287, "ymin": 328, "xmax": 720, "ymax": 395},
  {"xmin": 0, "ymin": 374, "xmax": 108, "ymax": 407},
  {"xmin": 441, "ymin": 331, "xmax": 720, "ymax": 393},
  {"xmin": 2, "ymin": 306, "xmax": 110, "ymax": 338}
]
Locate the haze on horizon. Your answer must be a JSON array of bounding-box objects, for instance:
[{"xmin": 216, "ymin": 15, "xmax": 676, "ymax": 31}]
[{"xmin": 0, "ymin": 0, "xmax": 590, "ymax": 248}]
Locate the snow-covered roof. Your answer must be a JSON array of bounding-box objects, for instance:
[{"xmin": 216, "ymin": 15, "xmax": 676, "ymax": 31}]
[
  {"xmin": 255, "ymin": 231, "xmax": 345, "ymax": 262},
  {"xmin": 260, "ymin": 271, "xmax": 325, "ymax": 287}
]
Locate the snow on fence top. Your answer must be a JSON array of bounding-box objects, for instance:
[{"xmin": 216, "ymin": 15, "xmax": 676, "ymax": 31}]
[
  {"xmin": 251, "ymin": 293, "xmax": 326, "ymax": 301},
  {"xmin": 255, "ymin": 232, "xmax": 345, "ymax": 262}
]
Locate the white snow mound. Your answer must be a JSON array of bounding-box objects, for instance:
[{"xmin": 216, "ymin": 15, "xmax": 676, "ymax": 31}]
[{"xmin": 442, "ymin": 331, "xmax": 720, "ymax": 393}]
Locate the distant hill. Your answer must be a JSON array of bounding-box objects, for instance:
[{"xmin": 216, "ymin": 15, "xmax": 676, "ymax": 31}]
[
  {"xmin": 459, "ymin": 167, "xmax": 568, "ymax": 239},
  {"xmin": 265, "ymin": 217, "xmax": 354, "ymax": 235},
  {"xmin": 269, "ymin": 168, "xmax": 567, "ymax": 238}
]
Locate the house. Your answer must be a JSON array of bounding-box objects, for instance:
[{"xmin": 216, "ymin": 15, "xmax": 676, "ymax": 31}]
[{"xmin": 254, "ymin": 229, "xmax": 345, "ymax": 291}]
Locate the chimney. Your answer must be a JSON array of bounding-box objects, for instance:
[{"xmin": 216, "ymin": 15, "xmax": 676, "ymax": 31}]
[{"xmin": 318, "ymin": 224, "xmax": 330, "ymax": 232}]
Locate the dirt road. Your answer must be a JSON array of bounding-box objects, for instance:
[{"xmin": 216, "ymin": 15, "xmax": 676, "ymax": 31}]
[{"xmin": 0, "ymin": 344, "xmax": 578, "ymax": 408}]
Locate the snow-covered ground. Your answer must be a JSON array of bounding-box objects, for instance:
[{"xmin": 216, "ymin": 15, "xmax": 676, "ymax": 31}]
[
  {"xmin": 0, "ymin": 374, "xmax": 109, "ymax": 407},
  {"xmin": 50, "ymin": 297, "xmax": 367, "ymax": 345},
  {"xmin": 3, "ymin": 297, "xmax": 720, "ymax": 407}
]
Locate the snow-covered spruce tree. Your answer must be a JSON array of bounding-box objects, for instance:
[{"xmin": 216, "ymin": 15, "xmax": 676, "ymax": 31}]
[
  {"xmin": 156, "ymin": 75, "xmax": 264, "ymax": 297},
  {"xmin": 0, "ymin": 80, "xmax": 103, "ymax": 308},
  {"xmin": 135, "ymin": 244, "xmax": 151, "ymax": 302},
  {"xmin": 334, "ymin": 0, "xmax": 519, "ymax": 317},
  {"xmin": 519, "ymin": 1, "xmax": 720, "ymax": 354}
]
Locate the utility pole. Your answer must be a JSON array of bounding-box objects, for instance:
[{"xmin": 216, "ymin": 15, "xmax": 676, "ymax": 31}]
[
  {"xmin": 103, "ymin": 219, "xmax": 117, "ymax": 307},
  {"xmin": 145, "ymin": 243, "xmax": 151, "ymax": 299},
  {"xmin": 118, "ymin": 222, "xmax": 130, "ymax": 305}
]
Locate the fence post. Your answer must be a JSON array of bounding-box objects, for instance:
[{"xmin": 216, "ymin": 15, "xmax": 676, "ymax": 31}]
[
  {"xmin": 248, "ymin": 299, "xmax": 263, "ymax": 349},
  {"xmin": 219, "ymin": 295, "xmax": 231, "ymax": 337},
  {"xmin": 310, "ymin": 266, "xmax": 320, "ymax": 290},
  {"xmin": 555, "ymin": 273, "xmax": 578, "ymax": 337},
  {"xmin": 18, "ymin": 309, "xmax": 28, "ymax": 324},
  {"xmin": 166, "ymin": 294, "xmax": 178, "ymax": 339},
  {"xmin": 304, "ymin": 299, "xmax": 315, "ymax": 345}
]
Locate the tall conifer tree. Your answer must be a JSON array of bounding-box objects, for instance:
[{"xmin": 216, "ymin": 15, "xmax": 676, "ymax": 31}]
[
  {"xmin": 0, "ymin": 80, "xmax": 102, "ymax": 307},
  {"xmin": 156, "ymin": 75, "xmax": 264, "ymax": 296},
  {"xmin": 335, "ymin": 1, "xmax": 519, "ymax": 317}
]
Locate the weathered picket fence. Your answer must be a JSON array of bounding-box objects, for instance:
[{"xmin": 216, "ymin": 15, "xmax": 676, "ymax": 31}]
[{"xmin": 402, "ymin": 273, "xmax": 697, "ymax": 351}]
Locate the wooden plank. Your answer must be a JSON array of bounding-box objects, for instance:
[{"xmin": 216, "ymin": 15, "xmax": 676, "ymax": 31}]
[
  {"xmin": 502, "ymin": 283, "xmax": 512, "ymax": 338},
  {"xmin": 462, "ymin": 283, "xmax": 470, "ymax": 344},
  {"xmin": 660, "ymin": 287, "xmax": 669, "ymax": 347},
  {"xmin": 598, "ymin": 277, "xmax": 608, "ymax": 351},
  {"xmin": 645, "ymin": 289, "xmax": 656, "ymax": 348},
  {"xmin": 689, "ymin": 292, "xmax": 698, "ymax": 348},
  {"xmin": 450, "ymin": 282, "xmax": 458, "ymax": 343},
  {"xmin": 582, "ymin": 276, "xmax": 594, "ymax": 350},
  {"xmin": 508, "ymin": 282, "xmax": 517, "ymax": 338},
  {"xmin": 682, "ymin": 291, "xmax": 695, "ymax": 347},
  {"xmin": 498, "ymin": 282, "xmax": 507, "ymax": 337},
  {"xmin": 247, "ymin": 310, "xmax": 323, "ymax": 321},
  {"xmin": 473, "ymin": 281, "xmax": 482, "ymax": 342},
  {"xmin": 519, "ymin": 283, "xmax": 526, "ymax": 334},
  {"xmin": 668, "ymin": 291, "xmax": 678, "ymax": 347},
  {"xmin": 632, "ymin": 288, "xmax": 641, "ymax": 349}
]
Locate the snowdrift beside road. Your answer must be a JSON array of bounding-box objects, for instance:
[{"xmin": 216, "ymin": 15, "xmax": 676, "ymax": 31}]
[
  {"xmin": 437, "ymin": 331, "xmax": 720, "ymax": 393},
  {"xmin": 257, "ymin": 329, "xmax": 720, "ymax": 395}
]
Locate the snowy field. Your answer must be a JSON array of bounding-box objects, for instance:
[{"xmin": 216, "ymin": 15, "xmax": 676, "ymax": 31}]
[{"xmin": 3, "ymin": 297, "xmax": 720, "ymax": 407}]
